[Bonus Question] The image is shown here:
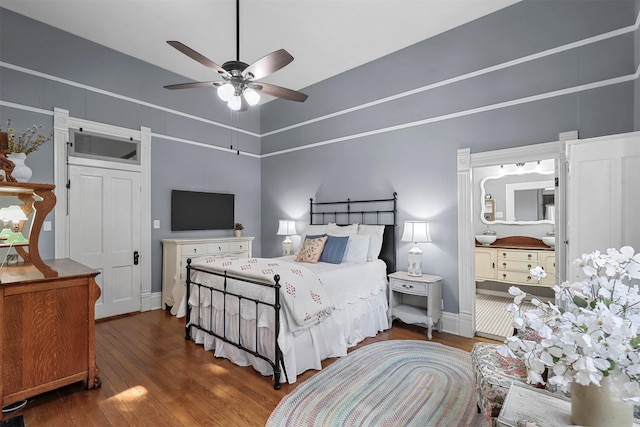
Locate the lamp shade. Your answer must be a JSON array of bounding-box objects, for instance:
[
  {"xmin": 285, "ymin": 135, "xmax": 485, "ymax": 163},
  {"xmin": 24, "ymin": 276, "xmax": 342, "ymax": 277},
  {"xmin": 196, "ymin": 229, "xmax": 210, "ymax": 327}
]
[
  {"xmin": 277, "ymin": 220, "xmax": 297, "ymax": 236},
  {"xmin": 6, "ymin": 205, "xmax": 27, "ymax": 222},
  {"xmin": 401, "ymin": 221, "xmax": 432, "ymax": 243}
]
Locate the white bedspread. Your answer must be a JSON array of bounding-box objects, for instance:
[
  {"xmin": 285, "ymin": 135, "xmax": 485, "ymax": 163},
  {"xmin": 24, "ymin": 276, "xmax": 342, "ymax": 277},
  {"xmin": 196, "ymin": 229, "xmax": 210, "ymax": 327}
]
[
  {"xmin": 177, "ymin": 257, "xmax": 389, "ymax": 383},
  {"xmin": 189, "ymin": 256, "xmax": 334, "ymax": 331}
]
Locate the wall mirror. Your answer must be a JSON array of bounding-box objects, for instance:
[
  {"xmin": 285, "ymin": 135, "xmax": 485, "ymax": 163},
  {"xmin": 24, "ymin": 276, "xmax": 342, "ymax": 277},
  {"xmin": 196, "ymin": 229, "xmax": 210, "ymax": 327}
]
[{"xmin": 480, "ymin": 161, "xmax": 555, "ymax": 225}]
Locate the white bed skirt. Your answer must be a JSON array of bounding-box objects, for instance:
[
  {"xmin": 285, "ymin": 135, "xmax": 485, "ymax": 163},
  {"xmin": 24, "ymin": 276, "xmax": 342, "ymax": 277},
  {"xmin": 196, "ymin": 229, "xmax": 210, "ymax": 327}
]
[{"xmin": 188, "ymin": 290, "xmax": 389, "ymax": 383}]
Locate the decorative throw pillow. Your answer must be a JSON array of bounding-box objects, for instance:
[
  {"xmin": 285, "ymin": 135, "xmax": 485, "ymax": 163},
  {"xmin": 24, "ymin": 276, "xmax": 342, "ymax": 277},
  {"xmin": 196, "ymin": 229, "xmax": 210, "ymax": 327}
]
[
  {"xmin": 343, "ymin": 234, "xmax": 370, "ymax": 263},
  {"xmin": 295, "ymin": 236, "xmax": 328, "ymax": 263},
  {"xmin": 296, "ymin": 224, "xmax": 328, "ymax": 255},
  {"xmin": 319, "ymin": 235, "xmax": 349, "ymax": 264},
  {"xmin": 358, "ymin": 224, "xmax": 385, "ymax": 260}
]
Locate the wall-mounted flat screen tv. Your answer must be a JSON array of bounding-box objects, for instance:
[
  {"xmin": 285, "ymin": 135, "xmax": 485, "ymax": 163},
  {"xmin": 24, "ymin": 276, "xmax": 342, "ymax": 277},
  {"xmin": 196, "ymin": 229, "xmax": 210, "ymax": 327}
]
[{"xmin": 171, "ymin": 190, "xmax": 234, "ymax": 231}]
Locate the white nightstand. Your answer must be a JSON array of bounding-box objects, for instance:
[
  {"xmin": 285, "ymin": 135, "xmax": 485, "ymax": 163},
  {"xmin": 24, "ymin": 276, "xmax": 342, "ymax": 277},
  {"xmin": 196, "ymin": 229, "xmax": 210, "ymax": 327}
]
[{"xmin": 388, "ymin": 271, "xmax": 443, "ymax": 339}]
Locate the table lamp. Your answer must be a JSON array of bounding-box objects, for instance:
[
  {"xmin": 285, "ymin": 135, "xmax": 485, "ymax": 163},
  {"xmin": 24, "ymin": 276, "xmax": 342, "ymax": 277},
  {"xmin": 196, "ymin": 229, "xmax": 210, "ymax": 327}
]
[
  {"xmin": 5, "ymin": 205, "xmax": 28, "ymax": 245},
  {"xmin": 0, "ymin": 207, "xmax": 12, "ymax": 239},
  {"xmin": 277, "ymin": 219, "xmax": 297, "ymax": 256},
  {"xmin": 401, "ymin": 220, "xmax": 432, "ymax": 277}
]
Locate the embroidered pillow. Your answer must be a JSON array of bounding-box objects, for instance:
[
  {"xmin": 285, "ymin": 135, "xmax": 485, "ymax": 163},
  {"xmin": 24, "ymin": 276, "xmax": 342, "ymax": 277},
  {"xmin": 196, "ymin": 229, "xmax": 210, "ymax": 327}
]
[
  {"xmin": 319, "ymin": 235, "xmax": 349, "ymax": 264},
  {"xmin": 295, "ymin": 236, "xmax": 328, "ymax": 263}
]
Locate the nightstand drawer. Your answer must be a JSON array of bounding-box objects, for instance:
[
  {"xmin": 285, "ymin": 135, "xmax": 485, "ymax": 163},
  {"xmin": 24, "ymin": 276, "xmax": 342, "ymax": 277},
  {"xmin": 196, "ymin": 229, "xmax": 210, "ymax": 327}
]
[{"xmin": 390, "ymin": 279, "xmax": 428, "ymax": 296}]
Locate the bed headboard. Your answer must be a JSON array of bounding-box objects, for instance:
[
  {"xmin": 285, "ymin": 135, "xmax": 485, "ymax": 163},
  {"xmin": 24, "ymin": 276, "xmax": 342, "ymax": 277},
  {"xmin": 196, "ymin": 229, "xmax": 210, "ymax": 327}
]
[{"xmin": 309, "ymin": 193, "xmax": 397, "ymax": 274}]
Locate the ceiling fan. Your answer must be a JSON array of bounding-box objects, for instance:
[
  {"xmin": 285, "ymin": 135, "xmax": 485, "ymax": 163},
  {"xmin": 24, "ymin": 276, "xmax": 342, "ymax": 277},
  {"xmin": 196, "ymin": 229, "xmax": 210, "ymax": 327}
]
[{"xmin": 164, "ymin": 0, "xmax": 308, "ymax": 111}]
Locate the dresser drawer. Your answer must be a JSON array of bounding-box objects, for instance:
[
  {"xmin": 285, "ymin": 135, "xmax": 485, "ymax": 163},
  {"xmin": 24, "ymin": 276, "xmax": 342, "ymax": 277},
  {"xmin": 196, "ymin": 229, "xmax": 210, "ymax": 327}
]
[
  {"xmin": 228, "ymin": 241, "xmax": 249, "ymax": 253},
  {"xmin": 180, "ymin": 244, "xmax": 209, "ymax": 256},
  {"xmin": 498, "ymin": 259, "xmax": 536, "ymax": 272},
  {"xmin": 390, "ymin": 279, "xmax": 428, "ymax": 296},
  {"xmin": 497, "ymin": 270, "xmax": 539, "ymax": 284},
  {"xmin": 208, "ymin": 242, "xmax": 230, "ymax": 254},
  {"xmin": 497, "ymin": 250, "xmax": 538, "ymax": 262}
]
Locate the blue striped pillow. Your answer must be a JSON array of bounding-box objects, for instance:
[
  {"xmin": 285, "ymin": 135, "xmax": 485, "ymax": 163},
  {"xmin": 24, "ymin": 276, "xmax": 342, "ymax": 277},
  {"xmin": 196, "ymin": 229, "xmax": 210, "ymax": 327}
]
[{"xmin": 319, "ymin": 235, "xmax": 349, "ymax": 264}]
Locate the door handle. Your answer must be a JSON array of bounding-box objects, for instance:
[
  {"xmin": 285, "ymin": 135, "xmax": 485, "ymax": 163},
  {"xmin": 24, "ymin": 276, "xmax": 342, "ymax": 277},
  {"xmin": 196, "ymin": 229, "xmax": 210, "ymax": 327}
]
[{"xmin": 133, "ymin": 251, "xmax": 139, "ymax": 265}]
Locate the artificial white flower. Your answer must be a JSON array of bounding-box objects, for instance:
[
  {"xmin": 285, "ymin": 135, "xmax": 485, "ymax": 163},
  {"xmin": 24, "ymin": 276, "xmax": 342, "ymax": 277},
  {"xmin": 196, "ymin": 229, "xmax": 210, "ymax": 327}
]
[{"xmin": 498, "ymin": 247, "xmax": 640, "ymax": 402}]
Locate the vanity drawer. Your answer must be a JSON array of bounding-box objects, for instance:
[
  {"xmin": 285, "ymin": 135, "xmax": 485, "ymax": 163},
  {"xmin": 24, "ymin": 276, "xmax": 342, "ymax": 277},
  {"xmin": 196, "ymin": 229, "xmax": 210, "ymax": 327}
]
[
  {"xmin": 390, "ymin": 279, "xmax": 428, "ymax": 296},
  {"xmin": 498, "ymin": 259, "xmax": 536, "ymax": 272},
  {"xmin": 497, "ymin": 270, "xmax": 539, "ymax": 284},
  {"xmin": 181, "ymin": 244, "xmax": 209, "ymax": 256},
  {"xmin": 497, "ymin": 250, "xmax": 538, "ymax": 262}
]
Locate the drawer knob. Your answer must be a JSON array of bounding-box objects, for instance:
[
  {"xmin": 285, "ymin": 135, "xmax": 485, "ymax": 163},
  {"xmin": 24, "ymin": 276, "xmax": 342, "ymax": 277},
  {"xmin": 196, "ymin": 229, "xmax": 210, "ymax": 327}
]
[
  {"xmin": 240, "ymin": 245, "xmax": 243, "ymax": 249},
  {"xmin": 193, "ymin": 248, "xmax": 196, "ymax": 253},
  {"xmin": 503, "ymin": 274, "xmax": 507, "ymax": 279},
  {"xmin": 528, "ymin": 264, "xmax": 532, "ymax": 268},
  {"xmin": 502, "ymin": 262, "xmax": 507, "ymax": 267},
  {"xmin": 528, "ymin": 254, "xmax": 532, "ymax": 259},
  {"xmin": 219, "ymin": 246, "xmax": 222, "ymax": 250},
  {"xmin": 402, "ymin": 284, "xmax": 414, "ymax": 289},
  {"xmin": 527, "ymin": 276, "xmax": 532, "ymax": 280}
]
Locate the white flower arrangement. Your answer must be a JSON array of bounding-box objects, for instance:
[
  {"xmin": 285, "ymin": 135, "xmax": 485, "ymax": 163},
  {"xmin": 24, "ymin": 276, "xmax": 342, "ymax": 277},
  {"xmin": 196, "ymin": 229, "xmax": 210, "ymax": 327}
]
[{"xmin": 498, "ymin": 246, "xmax": 640, "ymax": 403}]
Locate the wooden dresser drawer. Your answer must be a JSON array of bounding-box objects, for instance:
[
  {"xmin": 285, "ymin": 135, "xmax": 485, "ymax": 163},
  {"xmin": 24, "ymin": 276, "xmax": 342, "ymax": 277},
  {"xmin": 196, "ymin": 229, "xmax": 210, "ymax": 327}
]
[
  {"xmin": 497, "ymin": 250, "xmax": 538, "ymax": 262},
  {"xmin": 390, "ymin": 279, "xmax": 428, "ymax": 296}
]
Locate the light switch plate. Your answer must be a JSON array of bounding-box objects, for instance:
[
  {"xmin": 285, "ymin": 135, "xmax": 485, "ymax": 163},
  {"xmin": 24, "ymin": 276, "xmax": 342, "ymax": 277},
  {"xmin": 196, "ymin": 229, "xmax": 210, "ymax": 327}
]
[
  {"xmin": 43, "ymin": 221, "xmax": 52, "ymax": 231},
  {"xmin": 153, "ymin": 220, "xmax": 160, "ymax": 229}
]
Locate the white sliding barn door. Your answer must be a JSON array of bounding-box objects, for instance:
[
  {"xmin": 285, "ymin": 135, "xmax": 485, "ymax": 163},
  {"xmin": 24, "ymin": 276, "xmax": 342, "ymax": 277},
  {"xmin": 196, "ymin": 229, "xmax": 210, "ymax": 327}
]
[
  {"xmin": 566, "ymin": 131, "xmax": 640, "ymax": 281},
  {"xmin": 69, "ymin": 165, "xmax": 142, "ymax": 319}
]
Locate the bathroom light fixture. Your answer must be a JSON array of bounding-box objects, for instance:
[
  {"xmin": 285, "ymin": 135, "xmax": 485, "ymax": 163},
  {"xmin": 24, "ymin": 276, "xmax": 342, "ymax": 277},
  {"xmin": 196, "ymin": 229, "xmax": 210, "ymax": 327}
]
[
  {"xmin": 277, "ymin": 219, "xmax": 297, "ymax": 256},
  {"xmin": 401, "ymin": 221, "xmax": 432, "ymax": 277}
]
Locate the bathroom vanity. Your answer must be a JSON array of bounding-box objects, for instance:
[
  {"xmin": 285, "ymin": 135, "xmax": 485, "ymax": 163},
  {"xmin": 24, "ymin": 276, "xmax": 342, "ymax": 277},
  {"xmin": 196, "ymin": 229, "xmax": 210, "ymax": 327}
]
[{"xmin": 474, "ymin": 236, "xmax": 555, "ymax": 287}]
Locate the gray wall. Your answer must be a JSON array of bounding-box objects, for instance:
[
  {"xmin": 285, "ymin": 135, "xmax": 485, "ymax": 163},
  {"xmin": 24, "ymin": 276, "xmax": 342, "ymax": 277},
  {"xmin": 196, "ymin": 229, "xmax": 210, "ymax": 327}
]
[
  {"xmin": 0, "ymin": 9, "xmax": 262, "ymax": 294},
  {"xmin": 260, "ymin": 0, "xmax": 639, "ymax": 314},
  {"xmin": 0, "ymin": 1, "xmax": 638, "ymax": 314}
]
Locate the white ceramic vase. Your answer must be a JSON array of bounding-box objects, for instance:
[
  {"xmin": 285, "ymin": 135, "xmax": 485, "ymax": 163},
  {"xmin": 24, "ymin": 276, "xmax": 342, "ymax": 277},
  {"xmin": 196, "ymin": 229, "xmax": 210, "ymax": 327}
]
[
  {"xmin": 234, "ymin": 230, "xmax": 242, "ymax": 237},
  {"xmin": 571, "ymin": 377, "xmax": 634, "ymax": 427},
  {"xmin": 7, "ymin": 152, "xmax": 32, "ymax": 182}
]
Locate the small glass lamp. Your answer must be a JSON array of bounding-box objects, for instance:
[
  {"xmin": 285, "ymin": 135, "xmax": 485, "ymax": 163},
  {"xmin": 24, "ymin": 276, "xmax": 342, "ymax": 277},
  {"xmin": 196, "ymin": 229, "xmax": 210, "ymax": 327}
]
[
  {"xmin": 277, "ymin": 220, "xmax": 297, "ymax": 256},
  {"xmin": 401, "ymin": 221, "xmax": 432, "ymax": 277},
  {"xmin": 0, "ymin": 207, "xmax": 12, "ymax": 239},
  {"xmin": 4, "ymin": 205, "xmax": 28, "ymax": 245}
]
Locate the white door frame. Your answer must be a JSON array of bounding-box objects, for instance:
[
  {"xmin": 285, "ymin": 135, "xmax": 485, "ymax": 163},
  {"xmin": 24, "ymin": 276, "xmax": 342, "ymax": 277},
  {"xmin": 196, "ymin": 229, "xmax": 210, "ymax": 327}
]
[
  {"xmin": 53, "ymin": 107, "xmax": 153, "ymax": 311},
  {"xmin": 456, "ymin": 138, "xmax": 566, "ymax": 337}
]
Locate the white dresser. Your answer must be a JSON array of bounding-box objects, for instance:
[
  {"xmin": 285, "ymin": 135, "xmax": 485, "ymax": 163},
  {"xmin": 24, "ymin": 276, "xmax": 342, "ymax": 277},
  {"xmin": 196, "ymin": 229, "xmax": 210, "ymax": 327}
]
[{"xmin": 161, "ymin": 237, "xmax": 254, "ymax": 314}]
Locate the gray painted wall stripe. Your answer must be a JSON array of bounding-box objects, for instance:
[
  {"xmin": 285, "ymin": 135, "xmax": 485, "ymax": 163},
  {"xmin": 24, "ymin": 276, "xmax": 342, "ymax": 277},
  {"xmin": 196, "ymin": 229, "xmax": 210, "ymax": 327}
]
[
  {"xmin": 3, "ymin": 64, "xmax": 638, "ymax": 159},
  {"xmin": 151, "ymin": 132, "xmax": 261, "ymax": 158},
  {"xmin": 261, "ymin": 67, "xmax": 640, "ymax": 158},
  {"xmin": 0, "ymin": 61, "xmax": 259, "ymax": 139},
  {"xmin": 262, "ymin": 14, "xmax": 640, "ymax": 138}
]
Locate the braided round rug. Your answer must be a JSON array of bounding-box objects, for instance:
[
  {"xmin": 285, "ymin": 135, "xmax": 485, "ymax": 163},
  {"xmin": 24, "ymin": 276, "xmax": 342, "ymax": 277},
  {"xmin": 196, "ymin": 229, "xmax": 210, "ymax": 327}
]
[{"xmin": 266, "ymin": 340, "xmax": 489, "ymax": 427}]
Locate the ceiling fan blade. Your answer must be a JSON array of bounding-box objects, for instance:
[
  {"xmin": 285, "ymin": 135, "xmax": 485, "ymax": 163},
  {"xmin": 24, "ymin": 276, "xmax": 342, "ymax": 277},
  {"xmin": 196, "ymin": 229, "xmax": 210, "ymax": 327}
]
[
  {"xmin": 243, "ymin": 49, "xmax": 294, "ymax": 80},
  {"xmin": 254, "ymin": 82, "xmax": 308, "ymax": 102},
  {"xmin": 167, "ymin": 41, "xmax": 229, "ymax": 76},
  {"xmin": 164, "ymin": 81, "xmax": 221, "ymax": 90}
]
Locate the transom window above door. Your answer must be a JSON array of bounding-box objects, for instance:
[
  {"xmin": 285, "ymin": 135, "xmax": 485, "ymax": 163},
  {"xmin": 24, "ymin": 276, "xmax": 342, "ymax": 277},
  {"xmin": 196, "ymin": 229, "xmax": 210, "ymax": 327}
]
[{"xmin": 69, "ymin": 129, "xmax": 140, "ymax": 165}]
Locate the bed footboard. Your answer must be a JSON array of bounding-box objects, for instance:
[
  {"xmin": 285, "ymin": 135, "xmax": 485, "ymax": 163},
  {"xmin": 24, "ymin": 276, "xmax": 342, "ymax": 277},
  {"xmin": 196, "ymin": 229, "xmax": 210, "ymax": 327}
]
[{"xmin": 184, "ymin": 259, "xmax": 288, "ymax": 389}]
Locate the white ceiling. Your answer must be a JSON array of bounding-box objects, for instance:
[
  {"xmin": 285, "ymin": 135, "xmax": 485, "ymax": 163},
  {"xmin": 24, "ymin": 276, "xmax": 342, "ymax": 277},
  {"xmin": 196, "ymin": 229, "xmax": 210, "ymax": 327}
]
[{"xmin": 2, "ymin": 0, "xmax": 519, "ymax": 100}]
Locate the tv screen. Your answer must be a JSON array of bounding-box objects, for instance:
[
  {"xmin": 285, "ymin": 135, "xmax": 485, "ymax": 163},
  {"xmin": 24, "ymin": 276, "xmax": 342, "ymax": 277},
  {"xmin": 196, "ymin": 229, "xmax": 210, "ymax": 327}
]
[{"xmin": 171, "ymin": 190, "xmax": 234, "ymax": 231}]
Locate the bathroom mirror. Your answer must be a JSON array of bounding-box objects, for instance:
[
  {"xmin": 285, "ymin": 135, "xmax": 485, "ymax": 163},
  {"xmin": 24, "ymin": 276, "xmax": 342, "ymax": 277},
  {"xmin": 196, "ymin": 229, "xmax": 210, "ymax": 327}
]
[{"xmin": 480, "ymin": 165, "xmax": 555, "ymax": 225}]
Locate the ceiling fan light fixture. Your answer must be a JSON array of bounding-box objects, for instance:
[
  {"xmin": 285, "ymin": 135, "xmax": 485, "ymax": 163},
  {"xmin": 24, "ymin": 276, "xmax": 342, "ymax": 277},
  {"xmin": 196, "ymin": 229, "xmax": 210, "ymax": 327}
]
[
  {"xmin": 228, "ymin": 95, "xmax": 242, "ymax": 111},
  {"xmin": 217, "ymin": 83, "xmax": 235, "ymax": 101},
  {"xmin": 243, "ymin": 88, "xmax": 260, "ymax": 106}
]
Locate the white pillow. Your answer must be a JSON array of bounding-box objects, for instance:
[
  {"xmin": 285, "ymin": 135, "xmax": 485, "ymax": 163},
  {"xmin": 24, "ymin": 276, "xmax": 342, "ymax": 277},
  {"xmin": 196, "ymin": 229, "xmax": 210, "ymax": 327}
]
[
  {"xmin": 326, "ymin": 223, "xmax": 358, "ymax": 236},
  {"xmin": 358, "ymin": 224, "xmax": 385, "ymax": 260},
  {"xmin": 343, "ymin": 234, "xmax": 370, "ymax": 263}
]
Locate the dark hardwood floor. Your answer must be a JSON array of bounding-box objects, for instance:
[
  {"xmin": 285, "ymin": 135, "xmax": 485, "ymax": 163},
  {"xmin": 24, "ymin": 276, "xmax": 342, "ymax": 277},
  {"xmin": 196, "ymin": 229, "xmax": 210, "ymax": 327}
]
[{"xmin": 5, "ymin": 310, "xmax": 497, "ymax": 426}]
